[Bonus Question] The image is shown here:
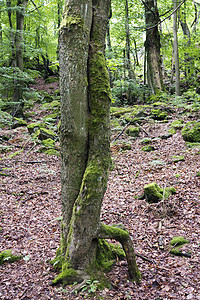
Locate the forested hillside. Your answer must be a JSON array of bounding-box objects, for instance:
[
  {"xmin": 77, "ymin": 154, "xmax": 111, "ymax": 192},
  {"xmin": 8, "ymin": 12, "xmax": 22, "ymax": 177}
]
[{"xmin": 0, "ymin": 0, "xmax": 200, "ymax": 299}]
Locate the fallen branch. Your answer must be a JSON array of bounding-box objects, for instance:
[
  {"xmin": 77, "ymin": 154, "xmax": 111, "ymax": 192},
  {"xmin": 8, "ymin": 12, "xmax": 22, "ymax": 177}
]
[
  {"xmin": 135, "ymin": 122, "xmax": 149, "ymax": 136},
  {"xmin": 0, "ymin": 137, "xmax": 22, "ymax": 148},
  {"xmin": 135, "ymin": 253, "xmax": 154, "ymax": 263}
]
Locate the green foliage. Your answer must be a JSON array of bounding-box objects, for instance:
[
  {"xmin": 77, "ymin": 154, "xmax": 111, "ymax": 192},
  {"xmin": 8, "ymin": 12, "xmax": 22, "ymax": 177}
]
[
  {"xmin": 141, "ymin": 145, "xmax": 155, "ymax": 152},
  {"xmin": 111, "ymin": 79, "xmax": 149, "ymax": 105},
  {"xmin": 0, "ymin": 250, "xmax": 22, "ymax": 265},
  {"xmin": 78, "ymin": 279, "xmax": 99, "ymax": 295}
]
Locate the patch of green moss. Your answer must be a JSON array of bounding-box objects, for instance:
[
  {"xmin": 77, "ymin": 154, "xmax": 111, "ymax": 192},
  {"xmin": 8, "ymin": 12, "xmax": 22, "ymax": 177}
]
[
  {"xmin": 140, "ymin": 138, "xmax": 152, "ymax": 144},
  {"xmin": 0, "ymin": 250, "xmax": 22, "ymax": 265},
  {"xmin": 141, "ymin": 145, "xmax": 155, "ymax": 152},
  {"xmin": 60, "ymin": 15, "xmax": 84, "ymax": 30},
  {"xmin": 44, "ymin": 149, "xmax": 60, "ymax": 156},
  {"xmin": 110, "ymin": 107, "xmax": 134, "ymax": 118},
  {"xmin": 182, "ymin": 121, "xmax": 200, "ymax": 142},
  {"xmin": 126, "ymin": 126, "xmax": 140, "ymax": 137},
  {"xmin": 172, "ymin": 155, "xmax": 185, "ymax": 162},
  {"xmin": 38, "ymin": 128, "xmax": 58, "ymax": 141},
  {"xmin": 12, "ymin": 117, "xmax": 27, "ymax": 129},
  {"xmin": 41, "ymin": 100, "xmax": 60, "ymax": 111},
  {"xmin": 196, "ymin": 171, "xmax": 200, "ymax": 177},
  {"xmin": 110, "ymin": 119, "xmax": 122, "ymax": 130},
  {"xmin": 143, "ymin": 182, "xmax": 176, "ymax": 203},
  {"xmin": 40, "ymin": 138, "xmax": 55, "ymax": 148},
  {"xmin": 168, "ymin": 128, "xmax": 176, "ymax": 135},
  {"xmin": 152, "ymin": 101, "xmax": 168, "ymax": 106},
  {"xmin": 170, "ymin": 119, "xmax": 184, "ymax": 129},
  {"xmin": 100, "ymin": 223, "xmax": 129, "ymax": 240},
  {"xmin": 186, "ymin": 142, "xmax": 200, "ymax": 148},
  {"xmin": 45, "ymin": 77, "xmax": 59, "ymax": 84},
  {"xmin": 27, "ymin": 122, "xmax": 44, "ymax": 134},
  {"xmin": 170, "ymin": 236, "xmax": 190, "ymax": 256},
  {"xmin": 170, "ymin": 236, "xmax": 189, "ymax": 246},
  {"xmin": 151, "ymin": 109, "xmax": 168, "ymax": 120},
  {"xmin": 52, "ymin": 262, "xmax": 78, "ymax": 285}
]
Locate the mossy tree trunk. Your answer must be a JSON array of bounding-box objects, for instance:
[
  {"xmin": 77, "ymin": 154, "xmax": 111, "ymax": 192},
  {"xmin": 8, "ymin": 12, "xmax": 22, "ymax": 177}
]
[
  {"xmin": 144, "ymin": 0, "xmax": 164, "ymax": 94},
  {"xmin": 54, "ymin": 0, "xmax": 140, "ymax": 286}
]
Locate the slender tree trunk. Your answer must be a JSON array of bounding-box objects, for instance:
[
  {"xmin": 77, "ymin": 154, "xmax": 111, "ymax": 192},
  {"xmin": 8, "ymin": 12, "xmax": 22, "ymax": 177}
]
[
  {"xmin": 125, "ymin": 0, "xmax": 134, "ymax": 81},
  {"xmin": 125, "ymin": 0, "xmax": 135, "ymax": 104},
  {"xmin": 144, "ymin": 0, "xmax": 164, "ymax": 94},
  {"xmin": 6, "ymin": 0, "xmax": 16, "ymax": 67},
  {"xmin": 52, "ymin": 0, "xmax": 140, "ymax": 286},
  {"xmin": 173, "ymin": 0, "xmax": 180, "ymax": 95}
]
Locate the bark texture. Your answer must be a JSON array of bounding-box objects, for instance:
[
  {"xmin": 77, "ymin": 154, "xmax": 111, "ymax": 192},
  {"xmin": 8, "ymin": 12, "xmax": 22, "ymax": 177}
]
[
  {"xmin": 145, "ymin": 0, "xmax": 164, "ymax": 94},
  {"xmin": 54, "ymin": 0, "xmax": 140, "ymax": 286},
  {"xmin": 173, "ymin": 0, "xmax": 180, "ymax": 95}
]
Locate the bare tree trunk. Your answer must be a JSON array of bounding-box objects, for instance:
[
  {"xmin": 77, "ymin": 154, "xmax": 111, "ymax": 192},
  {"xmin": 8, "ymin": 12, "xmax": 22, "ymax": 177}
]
[
  {"xmin": 125, "ymin": 0, "xmax": 135, "ymax": 104},
  {"xmin": 52, "ymin": 0, "xmax": 140, "ymax": 286},
  {"xmin": 173, "ymin": 0, "xmax": 180, "ymax": 95},
  {"xmin": 144, "ymin": 0, "xmax": 164, "ymax": 94}
]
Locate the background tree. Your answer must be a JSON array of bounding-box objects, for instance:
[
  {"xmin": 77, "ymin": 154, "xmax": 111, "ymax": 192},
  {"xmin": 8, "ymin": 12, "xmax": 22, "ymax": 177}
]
[
  {"xmin": 52, "ymin": 0, "xmax": 140, "ymax": 286},
  {"xmin": 144, "ymin": 0, "xmax": 164, "ymax": 94},
  {"xmin": 173, "ymin": 0, "xmax": 180, "ymax": 95}
]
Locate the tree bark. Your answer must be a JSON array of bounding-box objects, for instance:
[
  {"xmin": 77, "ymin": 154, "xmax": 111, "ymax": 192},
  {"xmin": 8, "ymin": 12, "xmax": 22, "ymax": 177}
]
[
  {"xmin": 53, "ymin": 0, "xmax": 140, "ymax": 286},
  {"xmin": 144, "ymin": 0, "xmax": 164, "ymax": 94},
  {"xmin": 173, "ymin": 0, "xmax": 180, "ymax": 95}
]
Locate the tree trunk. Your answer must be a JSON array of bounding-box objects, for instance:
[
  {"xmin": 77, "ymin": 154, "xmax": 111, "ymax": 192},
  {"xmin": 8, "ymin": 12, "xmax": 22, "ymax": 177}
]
[
  {"xmin": 173, "ymin": 0, "xmax": 180, "ymax": 95},
  {"xmin": 144, "ymin": 0, "xmax": 164, "ymax": 94},
  {"xmin": 10, "ymin": 0, "xmax": 28, "ymax": 117},
  {"xmin": 52, "ymin": 0, "xmax": 140, "ymax": 286},
  {"xmin": 125, "ymin": 0, "xmax": 135, "ymax": 104}
]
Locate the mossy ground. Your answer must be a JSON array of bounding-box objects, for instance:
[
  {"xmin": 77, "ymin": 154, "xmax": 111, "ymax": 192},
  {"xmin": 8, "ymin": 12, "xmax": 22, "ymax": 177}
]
[{"xmin": 0, "ymin": 250, "xmax": 22, "ymax": 265}]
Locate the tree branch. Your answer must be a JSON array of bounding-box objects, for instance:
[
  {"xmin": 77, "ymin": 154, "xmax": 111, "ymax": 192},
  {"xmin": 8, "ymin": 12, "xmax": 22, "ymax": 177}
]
[{"xmin": 97, "ymin": 223, "xmax": 141, "ymax": 283}]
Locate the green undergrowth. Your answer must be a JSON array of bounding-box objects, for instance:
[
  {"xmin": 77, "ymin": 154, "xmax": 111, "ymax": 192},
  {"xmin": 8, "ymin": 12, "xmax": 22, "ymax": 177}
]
[{"xmin": 0, "ymin": 250, "xmax": 22, "ymax": 265}]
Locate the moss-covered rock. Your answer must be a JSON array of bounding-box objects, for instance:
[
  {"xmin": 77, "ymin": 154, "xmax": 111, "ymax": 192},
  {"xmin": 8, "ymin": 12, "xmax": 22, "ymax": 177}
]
[
  {"xmin": 151, "ymin": 109, "xmax": 168, "ymax": 120},
  {"xmin": 111, "ymin": 142, "xmax": 132, "ymax": 152},
  {"xmin": 172, "ymin": 155, "xmax": 185, "ymax": 162},
  {"xmin": 170, "ymin": 236, "xmax": 190, "ymax": 257},
  {"xmin": 170, "ymin": 236, "xmax": 189, "ymax": 246},
  {"xmin": 110, "ymin": 107, "xmax": 133, "ymax": 118},
  {"xmin": 140, "ymin": 138, "xmax": 152, "ymax": 144},
  {"xmin": 168, "ymin": 127, "xmax": 176, "ymax": 135},
  {"xmin": 142, "ymin": 182, "xmax": 176, "ymax": 203},
  {"xmin": 11, "ymin": 117, "xmax": 27, "ymax": 129},
  {"xmin": 37, "ymin": 128, "xmax": 58, "ymax": 141},
  {"xmin": 170, "ymin": 119, "xmax": 184, "ymax": 129},
  {"xmin": 0, "ymin": 250, "xmax": 22, "ymax": 265},
  {"xmin": 182, "ymin": 121, "xmax": 200, "ymax": 142},
  {"xmin": 27, "ymin": 122, "xmax": 44, "ymax": 134},
  {"xmin": 141, "ymin": 145, "xmax": 155, "ymax": 152},
  {"xmin": 152, "ymin": 101, "xmax": 168, "ymax": 107},
  {"xmin": 40, "ymin": 138, "xmax": 55, "ymax": 148},
  {"xmin": 41, "ymin": 100, "xmax": 60, "ymax": 111},
  {"xmin": 126, "ymin": 126, "xmax": 140, "ymax": 137}
]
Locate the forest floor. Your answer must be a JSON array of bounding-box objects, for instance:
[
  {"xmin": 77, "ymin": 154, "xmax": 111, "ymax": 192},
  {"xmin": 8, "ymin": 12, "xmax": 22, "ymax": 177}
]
[{"xmin": 0, "ymin": 79, "xmax": 200, "ymax": 300}]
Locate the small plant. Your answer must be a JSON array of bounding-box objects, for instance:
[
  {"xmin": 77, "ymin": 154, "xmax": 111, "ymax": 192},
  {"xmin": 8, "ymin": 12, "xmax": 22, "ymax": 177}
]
[{"xmin": 78, "ymin": 279, "xmax": 99, "ymax": 295}]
